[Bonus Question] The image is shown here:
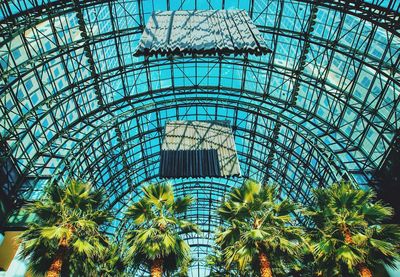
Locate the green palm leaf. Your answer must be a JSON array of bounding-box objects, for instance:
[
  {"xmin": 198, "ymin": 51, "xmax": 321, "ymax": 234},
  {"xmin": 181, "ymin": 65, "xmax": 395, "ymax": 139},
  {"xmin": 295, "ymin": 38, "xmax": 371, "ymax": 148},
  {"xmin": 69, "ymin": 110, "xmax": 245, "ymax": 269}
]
[
  {"xmin": 40, "ymin": 226, "xmax": 70, "ymax": 240},
  {"xmin": 124, "ymin": 182, "xmax": 199, "ymax": 275},
  {"xmin": 173, "ymin": 195, "xmax": 194, "ymax": 214},
  {"xmin": 19, "ymin": 179, "xmax": 112, "ymax": 276},
  {"xmin": 73, "ymin": 239, "xmax": 95, "ymax": 256},
  {"xmin": 306, "ymin": 181, "xmax": 400, "ymax": 275},
  {"xmin": 216, "ymin": 179, "xmax": 303, "ymax": 275}
]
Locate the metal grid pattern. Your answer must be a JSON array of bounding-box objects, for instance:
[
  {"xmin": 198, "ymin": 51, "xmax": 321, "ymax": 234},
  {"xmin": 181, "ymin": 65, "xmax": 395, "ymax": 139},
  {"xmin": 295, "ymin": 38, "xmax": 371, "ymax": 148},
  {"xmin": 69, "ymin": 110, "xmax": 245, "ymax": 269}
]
[{"xmin": 1, "ymin": 0, "xmax": 399, "ymax": 275}]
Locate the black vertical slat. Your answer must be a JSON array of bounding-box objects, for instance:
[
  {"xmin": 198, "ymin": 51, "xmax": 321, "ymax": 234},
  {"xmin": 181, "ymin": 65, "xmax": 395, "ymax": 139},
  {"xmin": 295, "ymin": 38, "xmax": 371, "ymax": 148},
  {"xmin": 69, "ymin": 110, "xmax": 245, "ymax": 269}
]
[
  {"xmin": 214, "ymin": 150, "xmax": 219, "ymax": 176},
  {"xmin": 159, "ymin": 152, "xmax": 162, "ymax": 176},
  {"xmin": 207, "ymin": 150, "xmax": 215, "ymax": 176},
  {"xmin": 205, "ymin": 149, "xmax": 209, "ymax": 177},
  {"xmin": 165, "ymin": 151, "xmax": 168, "ymax": 176},
  {"xmin": 168, "ymin": 151, "xmax": 172, "ymax": 177},
  {"xmin": 188, "ymin": 151, "xmax": 193, "ymax": 176},
  {"xmin": 186, "ymin": 150, "xmax": 189, "ymax": 177},
  {"xmin": 160, "ymin": 151, "xmax": 164, "ymax": 177},
  {"xmin": 170, "ymin": 151, "xmax": 175, "ymax": 178},
  {"xmin": 199, "ymin": 150, "xmax": 203, "ymax": 177},
  {"xmin": 209, "ymin": 150, "xmax": 214, "ymax": 176},
  {"xmin": 196, "ymin": 150, "xmax": 199, "ymax": 176},
  {"xmin": 211, "ymin": 150, "xmax": 216, "ymax": 176},
  {"xmin": 181, "ymin": 150, "xmax": 185, "ymax": 177},
  {"xmin": 205, "ymin": 150, "xmax": 209, "ymax": 177},
  {"xmin": 180, "ymin": 150, "xmax": 184, "ymax": 177},
  {"xmin": 192, "ymin": 151, "xmax": 194, "ymax": 176},
  {"xmin": 203, "ymin": 150, "xmax": 207, "ymax": 177},
  {"xmin": 164, "ymin": 151, "xmax": 168, "ymax": 177},
  {"xmin": 209, "ymin": 150, "xmax": 214, "ymax": 177},
  {"xmin": 182, "ymin": 150, "xmax": 186, "ymax": 177},
  {"xmin": 175, "ymin": 150, "xmax": 178, "ymax": 177},
  {"xmin": 212, "ymin": 150, "xmax": 217, "ymax": 176},
  {"xmin": 170, "ymin": 151, "xmax": 173, "ymax": 177},
  {"xmin": 178, "ymin": 150, "xmax": 186, "ymax": 176},
  {"xmin": 160, "ymin": 151, "xmax": 164, "ymax": 176},
  {"xmin": 195, "ymin": 150, "xmax": 199, "ymax": 177},
  {"xmin": 176, "ymin": 150, "xmax": 181, "ymax": 177},
  {"xmin": 165, "ymin": 151, "xmax": 169, "ymax": 176}
]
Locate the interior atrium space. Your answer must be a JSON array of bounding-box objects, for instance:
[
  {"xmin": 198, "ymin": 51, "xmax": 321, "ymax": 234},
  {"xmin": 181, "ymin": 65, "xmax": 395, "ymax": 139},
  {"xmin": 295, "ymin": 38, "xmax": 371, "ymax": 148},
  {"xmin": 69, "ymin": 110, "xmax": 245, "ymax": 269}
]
[{"xmin": 0, "ymin": 0, "xmax": 399, "ymax": 276}]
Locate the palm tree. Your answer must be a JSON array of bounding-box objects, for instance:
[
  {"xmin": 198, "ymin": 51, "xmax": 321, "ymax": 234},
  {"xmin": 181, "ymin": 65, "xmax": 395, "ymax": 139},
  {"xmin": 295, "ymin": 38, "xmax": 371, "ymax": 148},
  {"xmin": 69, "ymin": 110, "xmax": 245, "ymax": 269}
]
[
  {"xmin": 88, "ymin": 242, "xmax": 126, "ymax": 277},
  {"xmin": 216, "ymin": 179, "xmax": 303, "ymax": 277},
  {"xmin": 19, "ymin": 179, "xmax": 112, "ymax": 277},
  {"xmin": 307, "ymin": 181, "xmax": 400, "ymax": 277},
  {"xmin": 124, "ymin": 182, "xmax": 200, "ymax": 277}
]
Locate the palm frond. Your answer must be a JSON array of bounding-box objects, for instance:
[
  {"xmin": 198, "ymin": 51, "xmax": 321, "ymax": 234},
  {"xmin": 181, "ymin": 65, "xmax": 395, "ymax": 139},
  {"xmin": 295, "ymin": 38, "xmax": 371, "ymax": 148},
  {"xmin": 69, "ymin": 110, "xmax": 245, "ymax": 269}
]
[
  {"xmin": 142, "ymin": 182, "xmax": 174, "ymax": 209},
  {"xmin": 363, "ymin": 202, "xmax": 394, "ymax": 223},
  {"xmin": 307, "ymin": 181, "xmax": 400, "ymax": 274},
  {"xmin": 173, "ymin": 195, "xmax": 194, "ymax": 214},
  {"xmin": 177, "ymin": 219, "xmax": 202, "ymax": 234},
  {"xmin": 73, "ymin": 238, "xmax": 95, "ymax": 256},
  {"xmin": 124, "ymin": 182, "xmax": 199, "ymax": 275},
  {"xmin": 126, "ymin": 199, "xmax": 153, "ymax": 225},
  {"xmin": 216, "ymin": 179, "xmax": 303, "ymax": 274},
  {"xmin": 40, "ymin": 226, "xmax": 70, "ymax": 240},
  {"xmin": 19, "ymin": 178, "xmax": 112, "ymax": 276}
]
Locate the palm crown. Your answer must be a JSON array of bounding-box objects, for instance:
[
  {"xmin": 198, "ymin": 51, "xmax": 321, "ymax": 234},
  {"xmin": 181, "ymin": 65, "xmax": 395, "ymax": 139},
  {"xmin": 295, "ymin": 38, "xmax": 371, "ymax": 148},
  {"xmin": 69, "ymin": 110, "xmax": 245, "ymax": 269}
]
[
  {"xmin": 19, "ymin": 179, "xmax": 112, "ymax": 276},
  {"xmin": 307, "ymin": 181, "xmax": 400, "ymax": 276},
  {"xmin": 124, "ymin": 182, "xmax": 200, "ymax": 277},
  {"xmin": 216, "ymin": 179, "xmax": 303, "ymax": 277}
]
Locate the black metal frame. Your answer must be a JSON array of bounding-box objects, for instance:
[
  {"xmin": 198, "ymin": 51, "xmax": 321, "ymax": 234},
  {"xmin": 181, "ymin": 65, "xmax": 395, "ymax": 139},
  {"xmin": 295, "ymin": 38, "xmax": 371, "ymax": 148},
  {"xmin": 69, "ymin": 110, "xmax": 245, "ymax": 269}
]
[{"xmin": 1, "ymin": 0, "xmax": 399, "ymax": 274}]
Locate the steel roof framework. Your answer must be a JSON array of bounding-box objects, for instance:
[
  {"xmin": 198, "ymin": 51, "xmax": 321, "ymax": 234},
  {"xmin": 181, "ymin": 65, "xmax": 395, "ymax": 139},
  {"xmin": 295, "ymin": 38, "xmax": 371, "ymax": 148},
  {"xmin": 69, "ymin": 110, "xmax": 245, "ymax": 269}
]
[{"xmin": 0, "ymin": 0, "xmax": 399, "ymax": 275}]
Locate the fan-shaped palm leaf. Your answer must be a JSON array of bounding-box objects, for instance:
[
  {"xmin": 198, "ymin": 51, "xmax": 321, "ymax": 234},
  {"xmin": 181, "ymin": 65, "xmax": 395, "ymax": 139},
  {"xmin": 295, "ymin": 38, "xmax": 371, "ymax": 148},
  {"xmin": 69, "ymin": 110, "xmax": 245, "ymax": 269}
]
[
  {"xmin": 124, "ymin": 182, "xmax": 200, "ymax": 277},
  {"xmin": 19, "ymin": 179, "xmax": 112, "ymax": 277},
  {"xmin": 216, "ymin": 180, "xmax": 303, "ymax": 277},
  {"xmin": 307, "ymin": 181, "xmax": 400, "ymax": 276}
]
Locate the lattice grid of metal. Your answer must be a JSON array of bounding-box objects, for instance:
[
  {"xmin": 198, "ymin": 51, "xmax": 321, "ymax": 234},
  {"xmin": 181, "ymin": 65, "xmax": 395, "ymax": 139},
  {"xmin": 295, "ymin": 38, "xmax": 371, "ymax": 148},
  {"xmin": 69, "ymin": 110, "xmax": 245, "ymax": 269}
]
[{"xmin": 1, "ymin": 0, "xmax": 399, "ymax": 275}]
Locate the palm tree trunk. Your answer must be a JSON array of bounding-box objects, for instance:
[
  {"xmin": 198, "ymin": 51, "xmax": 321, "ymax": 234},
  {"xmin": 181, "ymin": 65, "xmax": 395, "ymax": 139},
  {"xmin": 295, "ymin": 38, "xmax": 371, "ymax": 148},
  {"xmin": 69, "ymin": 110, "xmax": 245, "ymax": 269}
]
[
  {"xmin": 46, "ymin": 237, "xmax": 68, "ymax": 277},
  {"xmin": 150, "ymin": 257, "xmax": 163, "ymax": 277},
  {"xmin": 342, "ymin": 225, "xmax": 353, "ymax": 244},
  {"xmin": 357, "ymin": 263, "xmax": 373, "ymax": 277},
  {"xmin": 341, "ymin": 226, "xmax": 373, "ymax": 277},
  {"xmin": 258, "ymin": 251, "xmax": 273, "ymax": 277}
]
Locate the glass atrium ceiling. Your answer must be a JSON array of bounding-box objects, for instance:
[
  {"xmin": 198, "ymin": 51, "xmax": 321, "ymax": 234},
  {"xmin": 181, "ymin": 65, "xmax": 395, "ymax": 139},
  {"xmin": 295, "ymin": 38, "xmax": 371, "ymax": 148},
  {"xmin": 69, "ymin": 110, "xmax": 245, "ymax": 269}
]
[{"xmin": 1, "ymin": 0, "xmax": 399, "ymax": 275}]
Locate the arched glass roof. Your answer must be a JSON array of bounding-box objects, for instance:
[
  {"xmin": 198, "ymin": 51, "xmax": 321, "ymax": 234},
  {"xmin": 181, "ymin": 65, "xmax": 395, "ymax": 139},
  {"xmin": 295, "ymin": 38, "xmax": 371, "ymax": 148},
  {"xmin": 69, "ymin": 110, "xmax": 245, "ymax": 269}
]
[{"xmin": 1, "ymin": 0, "xmax": 399, "ymax": 275}]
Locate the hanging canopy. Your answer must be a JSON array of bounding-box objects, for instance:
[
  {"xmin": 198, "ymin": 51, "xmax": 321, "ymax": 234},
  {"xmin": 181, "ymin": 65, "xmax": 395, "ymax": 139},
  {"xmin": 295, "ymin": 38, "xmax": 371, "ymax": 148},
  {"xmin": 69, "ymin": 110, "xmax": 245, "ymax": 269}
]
[
  {"xmin": 134, "ymin": 10, "xmax": 271, "ymax": 57},
  {"xmin": 160, "ymin": 120, "xmax": 241, "ymax": 178}
]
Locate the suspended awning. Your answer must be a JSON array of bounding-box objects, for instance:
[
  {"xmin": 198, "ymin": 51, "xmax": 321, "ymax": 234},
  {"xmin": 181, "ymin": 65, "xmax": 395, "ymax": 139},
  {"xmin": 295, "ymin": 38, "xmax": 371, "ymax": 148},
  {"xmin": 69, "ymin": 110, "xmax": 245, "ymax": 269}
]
[
  {"xmin": 134, "ymin": 10, "xmax": 271, "ymax": 57},
  {"xmin": 160, "ymin": 120, "xmax": 241, "ymax": 178}
]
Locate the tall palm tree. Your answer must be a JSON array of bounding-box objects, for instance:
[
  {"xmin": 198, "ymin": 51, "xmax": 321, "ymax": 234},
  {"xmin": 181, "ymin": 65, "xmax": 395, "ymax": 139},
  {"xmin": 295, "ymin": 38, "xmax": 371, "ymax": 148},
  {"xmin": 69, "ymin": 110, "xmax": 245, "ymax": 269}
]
[
  {"xmin": 307, "ymin": 181, "xmax": 400, "ymax": 277},
  {"xmin": 124, "ymin": 182, "xmax": 200, "ymax": 277},
  {"xmin": 19, "ymin": 179, "xmax": 112, "ymax": 277},
  {"xmin": 216, "ymin": 179, "xmax": 303, "ymax": 277}
]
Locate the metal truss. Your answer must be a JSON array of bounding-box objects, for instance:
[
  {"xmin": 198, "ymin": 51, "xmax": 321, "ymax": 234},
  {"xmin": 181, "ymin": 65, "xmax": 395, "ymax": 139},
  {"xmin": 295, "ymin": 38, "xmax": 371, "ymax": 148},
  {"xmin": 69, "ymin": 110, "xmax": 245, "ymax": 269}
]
[{"xmin": 1, "ymin": 0, "xmax": 399, "ymax": 275}]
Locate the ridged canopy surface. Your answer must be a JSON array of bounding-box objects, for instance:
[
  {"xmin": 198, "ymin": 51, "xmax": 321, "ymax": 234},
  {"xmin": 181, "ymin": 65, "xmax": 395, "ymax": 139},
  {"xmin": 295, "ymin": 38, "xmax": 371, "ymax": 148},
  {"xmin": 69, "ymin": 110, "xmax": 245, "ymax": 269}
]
[
  {"xmin": 134, "ymin": 10, "xmax": 270, "ymax": 56},
  {"xmin": 0, "ymin": 0, "xmax": 399, "ymax": 275}
]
